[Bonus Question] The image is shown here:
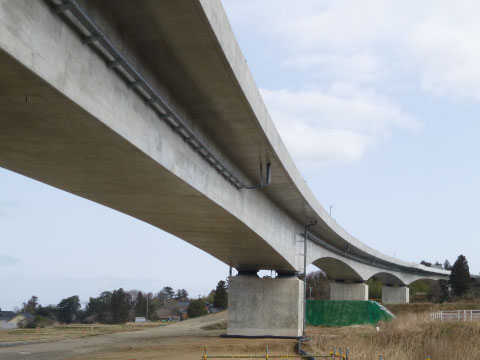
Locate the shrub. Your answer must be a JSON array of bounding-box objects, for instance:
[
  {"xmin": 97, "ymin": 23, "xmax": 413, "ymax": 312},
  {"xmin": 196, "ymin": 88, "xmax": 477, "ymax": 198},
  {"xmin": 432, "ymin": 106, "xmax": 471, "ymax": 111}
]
[{"xmin": 187, "ymin": 299, "xmax": 208, "ymax": 318}]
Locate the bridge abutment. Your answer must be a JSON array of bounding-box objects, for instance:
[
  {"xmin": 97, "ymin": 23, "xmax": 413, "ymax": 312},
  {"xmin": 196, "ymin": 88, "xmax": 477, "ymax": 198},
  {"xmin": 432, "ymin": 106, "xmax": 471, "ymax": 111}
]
[
  {"xmin": 227, "ymin": 275, "xmax": 303, "ymax": 337},
  {"xmin": 382, "ymin": 285, "xmax": 409, "ymax": 304},
  {"xmin": 330, "ymin": 282, "xmax": 369, "ymax": 300}
]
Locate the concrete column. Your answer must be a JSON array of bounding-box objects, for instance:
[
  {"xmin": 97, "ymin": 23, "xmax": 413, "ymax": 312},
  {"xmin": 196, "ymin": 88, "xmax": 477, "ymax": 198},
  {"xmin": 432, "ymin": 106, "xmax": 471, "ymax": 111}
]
[
  {"xmin": 382, "ymin": 286, "xmax": 409, "ymax": 304},
  {"xmin": 227, "ymin": 275, "xmax": 303, "ymax": 337},
  {"xmin": 330, "ymin": 282, "xmax": 368, "ymax": 300}
]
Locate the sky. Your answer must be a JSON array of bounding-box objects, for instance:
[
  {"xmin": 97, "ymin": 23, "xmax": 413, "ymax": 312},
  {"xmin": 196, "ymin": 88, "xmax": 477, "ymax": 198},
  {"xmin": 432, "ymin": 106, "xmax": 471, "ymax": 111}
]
[{"xmin": 2, "ymin": 0, "xmax": 480, "ymax": 311}]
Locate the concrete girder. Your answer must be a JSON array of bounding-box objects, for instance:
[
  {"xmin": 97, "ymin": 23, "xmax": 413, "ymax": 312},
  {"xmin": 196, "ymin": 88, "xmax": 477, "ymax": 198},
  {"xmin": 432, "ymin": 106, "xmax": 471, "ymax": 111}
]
[
  {"xmin": 407, "ymin": 278, "xmax": 439, "ymax": 286},
  {"xmin": 307, "ymin": 241, "xmax": 448, "ymax": 285},
  {"xmin": 312, "ymin": 257, "xmax": 364, "ymax": 283},
  {"xmin": 66, "ymin": 0, "xmax": 451, "ymax": 279},
  {"xmin": 0, "ymin": 0, "xmax": 451, "ymax": 286},
  {"xmin": 369, "ymin": 272, "xmax": 406, "ymax": 286},
  {"xmin": 0, "ymin": 0, "xmax": 302, "ymax": 272}
]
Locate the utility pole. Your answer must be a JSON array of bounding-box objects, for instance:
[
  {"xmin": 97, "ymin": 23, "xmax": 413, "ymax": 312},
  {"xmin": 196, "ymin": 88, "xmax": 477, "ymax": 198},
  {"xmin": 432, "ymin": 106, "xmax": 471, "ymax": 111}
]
[
  {"xmin": 329, "ymin": 205, "xmax": 334, "ymax": 217},
  {"xmin": 146, "ymin": 294, "xmax": 149, "ymax": 320}
]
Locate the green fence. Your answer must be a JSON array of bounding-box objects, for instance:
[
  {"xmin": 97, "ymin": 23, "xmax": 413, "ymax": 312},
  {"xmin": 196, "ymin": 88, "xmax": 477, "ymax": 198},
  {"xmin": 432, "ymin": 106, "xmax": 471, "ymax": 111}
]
[{"xmin": 306, "ymin": 300, "xmax": 395, "ymax": 326}]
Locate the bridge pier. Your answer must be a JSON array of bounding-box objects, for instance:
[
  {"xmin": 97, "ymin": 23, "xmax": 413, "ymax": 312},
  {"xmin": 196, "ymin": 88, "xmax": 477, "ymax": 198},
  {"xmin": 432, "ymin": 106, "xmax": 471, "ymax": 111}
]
[
  {"xmin": 382, "ymin": 285, "xmax": 410, "ymax": 304},
  {"xmin": 227, "ymin": 274, "xmax": 303, "ymax": 337},
  {"xmin": 330, "ymin": 281, "xmax": 369, "ymax": 300}
]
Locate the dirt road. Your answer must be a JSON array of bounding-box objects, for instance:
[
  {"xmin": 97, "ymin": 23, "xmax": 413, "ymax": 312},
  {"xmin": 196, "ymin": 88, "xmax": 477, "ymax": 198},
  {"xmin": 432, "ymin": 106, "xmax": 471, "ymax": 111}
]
[{"xmin": 0, "ymin": 312, "xmax": 297, "ymax": 360}]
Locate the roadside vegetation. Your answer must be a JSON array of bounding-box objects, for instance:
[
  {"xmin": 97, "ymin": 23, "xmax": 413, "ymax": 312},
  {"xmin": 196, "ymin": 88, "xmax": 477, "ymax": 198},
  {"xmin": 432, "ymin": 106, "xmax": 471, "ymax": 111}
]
[
  {"xmin": 303, "ymin": 255, "xmax": 480, "ymax": 360},
  {"xmin": 3, "ymin": 255, "xmax": 479, "ymax": 359},
  {"xmin": 306, "ymin": 305, "xmax": 480, "ymax": 360},
  {"xmin": 10, "ymin": 279, "xmax": 228, "ymax": 328}
]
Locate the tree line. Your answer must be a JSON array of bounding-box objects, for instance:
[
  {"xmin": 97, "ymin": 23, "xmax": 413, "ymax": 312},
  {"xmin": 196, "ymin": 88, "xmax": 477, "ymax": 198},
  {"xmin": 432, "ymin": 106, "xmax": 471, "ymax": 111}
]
[
  {"xmin": 18, "ymin": 280, "xmax": 228, "ymax": 328},
  {"xmin": 418, "ymin": 254, "xmax": 478, "ymax": 301}
]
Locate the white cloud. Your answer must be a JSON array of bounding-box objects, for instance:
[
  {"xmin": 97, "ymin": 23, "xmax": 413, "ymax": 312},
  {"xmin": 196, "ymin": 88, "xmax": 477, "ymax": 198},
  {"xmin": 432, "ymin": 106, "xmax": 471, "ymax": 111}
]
[
  {"xmin": 223, "ymin": 0, "xmax": 480, "ymax": 168},
  {"xmin": 225, "ymin": 0, "xmax": 480, "ymax": 101},
  {"xmin": 261, "ymin": 87, "xmax": 418, "ymax": 168},
  {"xmin": 282, "ymin": 51, "xmax": 381, "ymax": 84},
  {"xmin": 408, "ymin": 2, "xmax": 480, "ymax": 101}
]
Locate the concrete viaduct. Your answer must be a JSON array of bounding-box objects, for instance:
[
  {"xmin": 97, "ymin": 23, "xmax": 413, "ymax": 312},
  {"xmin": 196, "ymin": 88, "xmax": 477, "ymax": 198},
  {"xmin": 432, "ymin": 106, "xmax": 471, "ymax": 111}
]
[{"xmin": 0, "ymin": 0, "xmax": 449, "ymax": 336}]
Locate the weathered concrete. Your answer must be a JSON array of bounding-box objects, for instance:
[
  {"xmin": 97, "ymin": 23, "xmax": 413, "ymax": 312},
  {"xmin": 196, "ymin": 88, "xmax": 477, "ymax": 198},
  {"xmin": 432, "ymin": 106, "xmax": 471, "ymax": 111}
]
[
  {"xmin": 0, "ymin": 0, "xmax": 448, "ymax": 291},
  {"xmin": 330, "ymin": 282, "xmax": 369, "ymax": 301},
  {"xmin": 0, "ymin": 0, "xmax": 304, "ymax": 272},
  {"xmin": 308, "ymin": 242, "xmax": 449, "ymax": 285},
  {"xmin": 382, "ymin": 286, "xmax": 410, "ymax": 304},
  {"xmin": 0, "ymin": 0, "xmax": 452, "ymax": 336},
  {"xmin": 227, "ymin": 276, "xmax": 303, "ymax": 337}
]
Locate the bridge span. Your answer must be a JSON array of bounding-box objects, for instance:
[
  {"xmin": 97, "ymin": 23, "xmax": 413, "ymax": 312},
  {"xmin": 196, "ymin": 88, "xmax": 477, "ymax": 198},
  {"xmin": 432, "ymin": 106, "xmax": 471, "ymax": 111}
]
[{"xmin": 0, "ymin": 0, "xmax": 448, "ymax": 336}]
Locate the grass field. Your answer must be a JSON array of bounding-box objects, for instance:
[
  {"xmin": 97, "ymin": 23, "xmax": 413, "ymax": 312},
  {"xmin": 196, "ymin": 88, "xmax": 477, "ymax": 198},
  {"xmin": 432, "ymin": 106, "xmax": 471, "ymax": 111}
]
[
  {"xmin": 0, "ymin": 321, "xmax": 165, "ymax": 344},
  {"xmin": 2, "ymin": 304, "xmax": 480, "ymax": 359},
  {"xmin": 305, "ymin": 302, "xmax": 480, "ymax": 360}
]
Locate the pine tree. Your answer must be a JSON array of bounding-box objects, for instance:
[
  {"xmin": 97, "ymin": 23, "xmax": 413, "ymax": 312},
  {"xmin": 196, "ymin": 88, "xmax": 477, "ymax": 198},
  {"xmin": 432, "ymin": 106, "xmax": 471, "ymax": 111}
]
[
  {"xmin": 450, "ymin": 255, "xmax": 470, "ymax": 296},
  {"xmin": 443, "ymin": 259, "xmax": 452, "ymax": 270},
  {"xmin": 110, "ymin": 288, "xmax": 131, "ymax": 324},
  {"xmin": 175, "ymin": 289, "xmax": 189, "ymax": 301},
  {"xmin": 57, "ymin": 296, "xmax": 80, "ymax": 324},
  {"xmin": 158, "ymin": 286, "xmax": 175, "ymax": 301},
  {"xmin": 213, "ymin": 280, "xmax": 228, "ymax": 309},
  {"xmin": 135, "ymin": 291, "xmax": 147, "ymax": 317}
]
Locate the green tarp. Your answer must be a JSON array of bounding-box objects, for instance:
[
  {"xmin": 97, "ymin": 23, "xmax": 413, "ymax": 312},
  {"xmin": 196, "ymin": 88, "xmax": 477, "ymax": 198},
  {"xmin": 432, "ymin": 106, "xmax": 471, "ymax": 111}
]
[{"xmin": 306, "ymin": 300, "xmax": 395, "ymax": 326}]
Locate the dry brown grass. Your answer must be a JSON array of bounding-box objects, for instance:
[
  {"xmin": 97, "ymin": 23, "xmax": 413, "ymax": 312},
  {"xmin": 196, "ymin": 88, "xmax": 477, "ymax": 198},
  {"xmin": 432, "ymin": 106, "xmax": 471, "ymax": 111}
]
[
  {"xmin": 305, "ymin": 310, "xmax": 480, "ymax": 360},
  {"xmin": 200, "ymin": 320, "xmax": 227, "ymax": 331},
  {"xmin": 3, "ymin": 308, "xmax": 480, "ymax": 360},
  {"xmin": 0, "ymin": 322, "xmax": 164, "ymax": 344},
  {"xmin": 387, "ymin": 302, "xmax": 480, "ymax": 315}
]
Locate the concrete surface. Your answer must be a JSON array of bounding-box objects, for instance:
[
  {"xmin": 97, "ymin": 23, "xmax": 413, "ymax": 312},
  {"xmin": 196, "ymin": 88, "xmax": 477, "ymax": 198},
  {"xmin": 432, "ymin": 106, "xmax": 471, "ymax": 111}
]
[
  {"xmin": 0, "ymin": 0, "xmax": 450, "ymax": 280},
  {"xmin": 0, "ymin": 0, "xmax": 300, "ymax": 272},
  {"xmin": 330, "ymin": 283, "xmax": 369, "ymax": 301},
  {"xmin": 227, "ymin": 276, "xmax": 303, "ymax": 337},
  {"xmin": 308, "ymin": 244, "xmax": 448, "ymax": 285},
  {"xmin": 382, "ymin": 286, "xmax": 410, "ymax": 304}
]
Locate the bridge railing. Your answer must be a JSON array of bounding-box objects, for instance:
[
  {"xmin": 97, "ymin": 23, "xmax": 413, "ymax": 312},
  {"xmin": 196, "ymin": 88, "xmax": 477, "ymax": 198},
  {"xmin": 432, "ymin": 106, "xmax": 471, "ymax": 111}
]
[{"xmin": 430, "ymin": 310, "xmax": 480, "ymax": 321}]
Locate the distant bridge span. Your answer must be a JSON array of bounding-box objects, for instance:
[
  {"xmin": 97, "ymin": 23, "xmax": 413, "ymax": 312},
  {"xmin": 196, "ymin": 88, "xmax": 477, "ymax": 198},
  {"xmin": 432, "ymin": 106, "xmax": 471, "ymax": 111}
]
[{"xmin": 0, "ymin": 0, "xmax": 448, "ymax": 336}]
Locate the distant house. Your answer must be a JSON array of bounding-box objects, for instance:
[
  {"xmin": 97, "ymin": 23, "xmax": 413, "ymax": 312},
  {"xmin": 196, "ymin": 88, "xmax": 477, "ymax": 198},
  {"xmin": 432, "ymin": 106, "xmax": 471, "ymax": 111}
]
[
  {"xmin": 0, "ymin": 309, "xmax": 16, "ymax": 329},
  {"xmin": 208, "ymin": 307, "xmax": 222, "ymax": 314},
  {"xmin": 135, "ymin": 317, "xmax": 147, "ymax": 323},
  {"xmin": 155, "ymin": 301, "xmax": 193, "ymax": 321},
  {"xmin": 177, "ymin": 301, "xmax": 190, "ymax": 320},
  {"xmin": 0, "ymin": 309, "xmax": 15, "ymax": 322},
  {"xmin": 177, "ymin": 301, "xmax": 190, "ymax": 312},
  {"xmin": 156, "ymin": 305, "xmax": 180, "ymax": 321},
  {"xmin": 0, "ymin": 310, "xmax": 34, "ymax": 329},
  {"xmin": 9, "ymin": 313, "xmax": 35, "ymax": 327},
  {"xmin": 205, "ymin": 303, "xmax": 222, "ymax": 314}
]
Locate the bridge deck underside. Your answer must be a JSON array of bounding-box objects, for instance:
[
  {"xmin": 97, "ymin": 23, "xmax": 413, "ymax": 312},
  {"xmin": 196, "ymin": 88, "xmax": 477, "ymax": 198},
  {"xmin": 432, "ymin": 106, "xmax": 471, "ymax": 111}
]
[
  {"xmin": 0, "ymin": 48, "xmax": 292, "ymax": 271},
  {"xmin": 0, "ymin": 0, "xmax": 449, "ymax": 282}
]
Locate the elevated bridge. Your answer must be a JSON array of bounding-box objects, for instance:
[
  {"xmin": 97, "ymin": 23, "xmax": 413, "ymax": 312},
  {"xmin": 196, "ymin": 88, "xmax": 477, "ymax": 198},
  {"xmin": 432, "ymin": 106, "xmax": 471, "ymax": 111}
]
[{"xmin": 0, "ymin": 0, "xmax": 448, "ymax": 336}]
